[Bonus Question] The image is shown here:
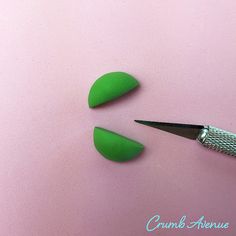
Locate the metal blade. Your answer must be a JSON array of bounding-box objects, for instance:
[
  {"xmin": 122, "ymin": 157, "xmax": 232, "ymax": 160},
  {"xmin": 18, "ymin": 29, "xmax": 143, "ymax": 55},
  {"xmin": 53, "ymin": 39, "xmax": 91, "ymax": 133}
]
[{"xmin": 135, "ymin": 120, "xmax": 204, "ymax": 140}]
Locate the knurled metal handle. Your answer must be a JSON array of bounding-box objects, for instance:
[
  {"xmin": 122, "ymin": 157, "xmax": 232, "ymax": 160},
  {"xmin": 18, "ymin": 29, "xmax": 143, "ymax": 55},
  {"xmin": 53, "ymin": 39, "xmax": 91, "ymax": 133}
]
[{"xmin": 197, "ymin": 126, "xmax": 236, "ymax": 157}]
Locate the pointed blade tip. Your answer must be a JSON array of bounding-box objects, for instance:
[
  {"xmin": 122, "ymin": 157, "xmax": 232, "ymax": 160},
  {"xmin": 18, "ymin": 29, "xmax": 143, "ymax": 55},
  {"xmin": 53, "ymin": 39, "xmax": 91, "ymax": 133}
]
[{"xmin": 134, "ymin": 119, "xmax": 146, "ymax": 124}]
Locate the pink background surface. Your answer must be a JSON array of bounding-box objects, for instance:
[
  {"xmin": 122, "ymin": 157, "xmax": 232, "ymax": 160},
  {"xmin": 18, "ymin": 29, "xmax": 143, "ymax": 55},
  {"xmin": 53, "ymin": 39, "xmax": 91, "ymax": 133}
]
[{"xmin": 0, "ymin": 0, "xmax": 236, "ymax": 235}]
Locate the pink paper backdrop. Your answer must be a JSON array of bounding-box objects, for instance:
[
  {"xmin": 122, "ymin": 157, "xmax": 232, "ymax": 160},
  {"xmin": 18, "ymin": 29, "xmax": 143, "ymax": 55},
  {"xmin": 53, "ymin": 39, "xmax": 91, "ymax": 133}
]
[{"xmin": 0, "ymin": 0, "xmax": 236, "ymax": 235}]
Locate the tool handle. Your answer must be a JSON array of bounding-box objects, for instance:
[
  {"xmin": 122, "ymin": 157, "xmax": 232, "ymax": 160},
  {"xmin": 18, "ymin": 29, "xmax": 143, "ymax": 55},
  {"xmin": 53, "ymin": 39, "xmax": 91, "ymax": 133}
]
[{"xmin": 198, "ymin": 126, "xmax": 236, "ymax": 157}]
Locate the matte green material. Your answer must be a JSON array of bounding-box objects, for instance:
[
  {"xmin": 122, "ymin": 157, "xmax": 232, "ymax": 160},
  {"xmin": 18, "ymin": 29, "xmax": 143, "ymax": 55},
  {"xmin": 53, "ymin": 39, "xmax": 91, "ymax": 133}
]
[
  {"xmin": 88, "ymin": 72, "xmax": 139, "ymax": 108},
  {"xmin": 94, "ymin": 127, "xmax": 144, "ymax": 162}
]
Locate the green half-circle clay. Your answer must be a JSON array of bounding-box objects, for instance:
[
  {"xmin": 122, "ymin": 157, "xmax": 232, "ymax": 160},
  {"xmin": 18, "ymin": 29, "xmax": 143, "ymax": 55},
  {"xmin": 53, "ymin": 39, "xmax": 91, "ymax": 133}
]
[
  {"xmin": 88, "ymin": 72, "xmax": 139, "ymax": 108},
  {"xmin": 94, "ymin": 127, "xmax": 144, "ymax": 162}
]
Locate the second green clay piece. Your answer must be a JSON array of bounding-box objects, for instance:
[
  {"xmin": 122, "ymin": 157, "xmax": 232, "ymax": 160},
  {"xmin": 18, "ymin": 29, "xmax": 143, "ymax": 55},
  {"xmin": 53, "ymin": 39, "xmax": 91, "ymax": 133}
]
[{"xmin": 94, "ymin": 127, "xmax": 144, "ymax": 162}]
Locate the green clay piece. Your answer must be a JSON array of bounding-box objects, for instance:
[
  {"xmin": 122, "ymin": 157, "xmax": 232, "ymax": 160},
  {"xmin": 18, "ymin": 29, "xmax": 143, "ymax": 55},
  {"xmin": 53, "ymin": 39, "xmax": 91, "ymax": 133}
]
[
  {"xmin": 88, "ymin": 72, "xmax": 139, "ymax": 108},
  {"xmin": 94, "ymin": 127, "xmax": 144, "ymax": 162}
]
